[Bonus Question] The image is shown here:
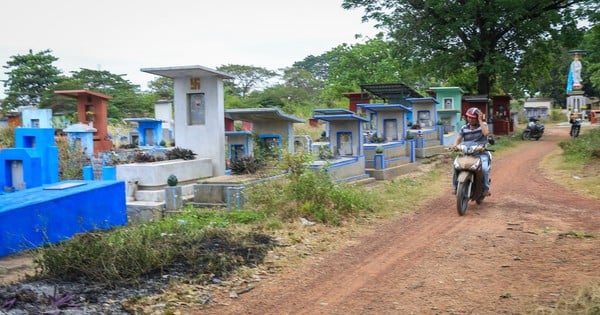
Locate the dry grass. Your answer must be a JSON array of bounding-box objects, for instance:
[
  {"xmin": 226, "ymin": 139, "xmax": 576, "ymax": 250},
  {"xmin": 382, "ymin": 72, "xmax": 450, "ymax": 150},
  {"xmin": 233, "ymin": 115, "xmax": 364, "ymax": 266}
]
[{"xmin": 540, "ymin": 147, "xmax": 600, "ymax": 200}]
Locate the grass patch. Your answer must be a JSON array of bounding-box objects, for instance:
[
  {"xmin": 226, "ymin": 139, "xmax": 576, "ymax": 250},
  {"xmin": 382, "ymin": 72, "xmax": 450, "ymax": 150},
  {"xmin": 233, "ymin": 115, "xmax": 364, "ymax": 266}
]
[
  {"xmin": 529, "ymin": 282, "xmax": 600, "ymax": 314},
  {"xmin": 33, "ymin": 209, "xmax": 274, "ymax": 287},
  {"xmin": 541, "ymin": 128, "xmax": 600, "ymax": 200}
]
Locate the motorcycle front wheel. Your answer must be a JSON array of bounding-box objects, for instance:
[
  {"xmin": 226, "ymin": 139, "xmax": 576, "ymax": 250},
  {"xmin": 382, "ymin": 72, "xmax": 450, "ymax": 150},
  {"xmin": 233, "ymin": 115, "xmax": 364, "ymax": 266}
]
[{"xmin": 456, "ymin": 180, "xmax": 470, "ymax": 216}]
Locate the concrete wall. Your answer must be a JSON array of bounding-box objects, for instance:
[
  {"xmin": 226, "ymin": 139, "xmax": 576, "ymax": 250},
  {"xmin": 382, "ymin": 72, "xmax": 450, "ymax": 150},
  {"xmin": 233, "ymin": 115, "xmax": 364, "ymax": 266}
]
[
  {"xmin": 22, "ymin": 108, "xmax": 53, "ymax": 128},
  {"xmin": 329, "ymin": 120, "xmax": 362, "ymax": 157},
  {"xmin": 253, "ymin": 121, "xmax": 293, "ymax": 152},
  {"xmin": 116, "ymin": 158, "xmax": 213, "ymax": 189},
  {"xmin": 375, "ymin": 111, "xmax": 406, "ymax": 140},
  {"xmin": 173, "ymin": 77, "xmax": 226, "ymax": 176}
]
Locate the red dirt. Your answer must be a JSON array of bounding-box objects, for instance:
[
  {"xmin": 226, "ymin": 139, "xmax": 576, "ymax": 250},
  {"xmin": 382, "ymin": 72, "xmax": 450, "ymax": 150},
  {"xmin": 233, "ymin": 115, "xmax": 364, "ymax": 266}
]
[{"xmin": 201, "ymin": 125, "xmax": 600, "ymax": 314}]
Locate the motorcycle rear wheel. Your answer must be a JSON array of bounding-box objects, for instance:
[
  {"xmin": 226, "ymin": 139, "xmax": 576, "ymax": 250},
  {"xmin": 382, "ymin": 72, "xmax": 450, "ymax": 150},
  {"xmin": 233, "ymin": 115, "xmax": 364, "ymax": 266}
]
[
  {"xmin": 571, "ymin": 127, "xmax": 580, "ymax": 138},
  {"xmin": 521, "ymin": 131, "xmax": 531, "ymax": 140},
  {"xmin": 456, "ymin": 180, "xmax": 470, "ymax": 216}
]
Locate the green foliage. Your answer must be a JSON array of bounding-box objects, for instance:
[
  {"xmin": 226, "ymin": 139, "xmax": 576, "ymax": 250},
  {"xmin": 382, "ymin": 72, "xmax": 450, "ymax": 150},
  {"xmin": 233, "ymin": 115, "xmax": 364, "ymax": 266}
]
[
  {"xmin": 230, "ymin": 155, "xmax": 265, "ymax": 175},
  {"xmin": 341, "ymin": 0, "xmax": 595, "ymax": 95},
  {"xmin": 281, "ymin": 151, "xmax": 313, "ymax": 179},
  {"xmin": 317, "ymin": 145, "xmax": 334, "ymax": 160},
  {"xmin": 1, "ymin": 49, "xmax": 62, "ymax": 111},
  {"xmin": 217, "ymin": 64, "xmax": 278, "ymax": 98},
  {"xmin": 0, "ymin": 125, "xmax": 15, "ymax": 149},
  {"xmin": 34, "ymin": 209, "xmax": 274, "ymax": 285},
  {"xmin": 147, "ymin": 76, "xmax": 174, "ymax": 100},
  {"xmin": 559, "ymin": 128, "xmax": 600, "ymax": 163},
  {"xmin": 55, "ymin": 137, "xmax": 90, "ymax": 180},
  {"xmin": 36, "ymin": 68, "xmax": 155, "ymax": 118},
  {"xmin": 245, "ymin": 168, "xmax": 375, "ymax": 225}
]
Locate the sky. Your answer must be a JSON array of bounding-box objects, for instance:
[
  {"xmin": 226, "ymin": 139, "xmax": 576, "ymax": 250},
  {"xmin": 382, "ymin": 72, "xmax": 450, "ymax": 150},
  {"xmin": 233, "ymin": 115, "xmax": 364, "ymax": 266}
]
[{"xmin": 0, "ymin": 0, "xmax": 379, "ymax": 98}]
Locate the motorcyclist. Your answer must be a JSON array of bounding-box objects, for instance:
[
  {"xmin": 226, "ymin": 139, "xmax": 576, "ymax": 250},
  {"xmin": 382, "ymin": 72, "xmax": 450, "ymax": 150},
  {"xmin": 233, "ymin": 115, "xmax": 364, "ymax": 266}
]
[
  {"xmin": 452, "ymin": 107, "xmax": 491, "ymax": 196},
  {"xmin": 528, "ymin": 117, "xmax": 541, "ymax": 132},
  {"xmin": 569, "ymin": 113, "xmax": 582, "ymax": 137}
]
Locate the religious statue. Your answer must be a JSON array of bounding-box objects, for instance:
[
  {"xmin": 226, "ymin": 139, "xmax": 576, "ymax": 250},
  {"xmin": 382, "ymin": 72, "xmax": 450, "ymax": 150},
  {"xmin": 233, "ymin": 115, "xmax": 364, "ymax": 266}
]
[{"xmin": 566, "ymin": 50, "xmax": 585, "ymax": 93}]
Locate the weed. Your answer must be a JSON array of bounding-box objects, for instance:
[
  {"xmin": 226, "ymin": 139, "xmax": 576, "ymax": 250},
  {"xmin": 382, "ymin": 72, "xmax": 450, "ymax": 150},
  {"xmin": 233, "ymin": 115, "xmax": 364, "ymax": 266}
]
[
  {"xmin": 56, "ymin": 137, "xmax": 90, "ymax": 180},
  {"xmin": 0, "ymin": 125, "xmax": 15, "ymax": 149},
  {"xmin": 559, "ymin": 128, "xmax": 600, "ymax": 163}
]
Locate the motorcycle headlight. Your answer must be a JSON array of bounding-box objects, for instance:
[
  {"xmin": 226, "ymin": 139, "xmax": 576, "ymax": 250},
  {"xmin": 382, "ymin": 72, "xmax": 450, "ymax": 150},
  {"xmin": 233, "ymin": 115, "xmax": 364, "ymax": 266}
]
[{"xmin": 469, "ymin": 159, "xmax": 481, "ymax": 171}]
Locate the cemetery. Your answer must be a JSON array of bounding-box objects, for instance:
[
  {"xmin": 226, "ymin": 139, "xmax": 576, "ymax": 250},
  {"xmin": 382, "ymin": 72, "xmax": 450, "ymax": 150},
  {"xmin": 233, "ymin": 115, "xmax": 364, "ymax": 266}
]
[{"xmin": 2, "ymin": 61, "xmax": 575, "ymax": 257}]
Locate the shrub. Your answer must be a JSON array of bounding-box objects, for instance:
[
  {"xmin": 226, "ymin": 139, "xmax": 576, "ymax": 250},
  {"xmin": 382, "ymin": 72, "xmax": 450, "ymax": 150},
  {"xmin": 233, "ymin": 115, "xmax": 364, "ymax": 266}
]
[
  {"xmin": 559, "ymin": 128, "xmax": 600, "ymax": 163},
  {"xmin": 56, "ymin": 137, "xmax": 90, "ymax": 180},
  {"xmin": 132, "ymin": 151, "xmax": 164, "ymax": 163},
  {"xmin": 230, "ymin": 155, "xmax": 264, "ymax": 174},
  {"xmin": 166, "ymin": 147, "xmax": 197, "ymax": 160},
  {"xmin": 0, "ymin": 125, "xmax": 15, "ymax": 149}
]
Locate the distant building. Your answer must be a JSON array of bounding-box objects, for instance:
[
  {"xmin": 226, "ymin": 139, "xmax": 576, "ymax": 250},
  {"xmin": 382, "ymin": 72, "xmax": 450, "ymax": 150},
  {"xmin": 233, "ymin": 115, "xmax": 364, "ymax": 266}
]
[{"xmin": 523, "ymin": 98, "xmax": 555, "ymax": 120}]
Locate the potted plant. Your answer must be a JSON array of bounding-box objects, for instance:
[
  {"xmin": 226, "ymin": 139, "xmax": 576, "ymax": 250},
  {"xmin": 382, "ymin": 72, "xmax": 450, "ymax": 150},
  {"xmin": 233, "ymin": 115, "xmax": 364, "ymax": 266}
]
[{"xmin": 85, "ymin": 111, "xmax": 95, "ymax": 122}]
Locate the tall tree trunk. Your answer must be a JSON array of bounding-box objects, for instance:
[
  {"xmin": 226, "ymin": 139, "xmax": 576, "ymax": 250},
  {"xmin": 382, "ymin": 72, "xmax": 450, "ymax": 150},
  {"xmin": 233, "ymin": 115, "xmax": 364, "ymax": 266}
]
[{"xmin": 477, "ymin": 72, "xmax": 491, "ymax": 95}]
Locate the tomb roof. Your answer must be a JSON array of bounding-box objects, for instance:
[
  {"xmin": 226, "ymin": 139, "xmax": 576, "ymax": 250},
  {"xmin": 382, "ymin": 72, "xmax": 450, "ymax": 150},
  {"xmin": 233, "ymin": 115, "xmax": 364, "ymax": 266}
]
[{"xmin": 141, "ymin": 65, "xmax": 234, "ymax": 79}]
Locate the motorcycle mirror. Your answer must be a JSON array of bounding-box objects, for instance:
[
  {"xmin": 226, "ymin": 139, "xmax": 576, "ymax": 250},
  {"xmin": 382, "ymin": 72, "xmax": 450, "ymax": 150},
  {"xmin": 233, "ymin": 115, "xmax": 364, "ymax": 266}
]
[{"xmin": 488, "ymin": 136, "xmax": 495, "ymax": 145}]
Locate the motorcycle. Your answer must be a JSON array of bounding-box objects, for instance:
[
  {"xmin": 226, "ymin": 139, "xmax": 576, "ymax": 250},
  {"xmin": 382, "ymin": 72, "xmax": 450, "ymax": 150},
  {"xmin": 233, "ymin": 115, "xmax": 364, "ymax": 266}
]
[
  {"xmin": 451, "ymin": 142, "xmax": 494, "ymax": 216},
  {"xmin": 522, "ymin": 118, "xmax": 545, "ymax": 141},
  {"xmin": 570, "ymin": 117, "xmax": 582, "ymax": 138}
]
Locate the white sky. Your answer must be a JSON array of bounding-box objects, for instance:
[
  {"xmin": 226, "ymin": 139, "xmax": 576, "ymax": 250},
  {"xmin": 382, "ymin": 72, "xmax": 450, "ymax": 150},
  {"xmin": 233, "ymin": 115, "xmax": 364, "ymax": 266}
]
[{"xmin": 0, "ymin": 0, "xmax": 378, "ymax": 98}]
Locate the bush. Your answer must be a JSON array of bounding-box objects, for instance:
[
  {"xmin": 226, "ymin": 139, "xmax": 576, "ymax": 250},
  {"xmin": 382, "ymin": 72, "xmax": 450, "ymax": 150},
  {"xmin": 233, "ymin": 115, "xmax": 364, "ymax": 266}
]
[
  {"xmin": 559, "ymin": 128, "xmax": 600, "ymax": 163},
  {"xmin": 244, "ymin": 167, "xmax": 376, "ymax": 225},
  {"xmin": 56, "ymin": 137, "xmax": 90, "ymax": 180},
  {"xmin": 230, "ymin": 155, "xmax": 265, "ymax": 174},
  {"xmin": 166, "ymin": 147, "xmax": 197, "ymax": 160},
  {"xmin": 0, "ymin": 125, "xmax": 15, "ymax": 149}
]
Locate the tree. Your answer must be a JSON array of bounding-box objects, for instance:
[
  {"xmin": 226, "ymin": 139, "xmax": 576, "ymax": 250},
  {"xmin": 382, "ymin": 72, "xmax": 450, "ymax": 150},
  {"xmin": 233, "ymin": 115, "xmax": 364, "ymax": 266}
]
[
  {"xmin": 217, "ymin": 64, "xmax": 278, "ymax": 98},
  {"xmin": 583, "ymin": 23, "xmax": 600, "ymax": 94},
  {"xmin": 40, "ymin": 68, "xmax": 155, "ymax": 118},
  {"xmin": 1, "ymin": 49, "xmax": 62, "ymax": 112},
  {"xmin": 147, "ymin": 76, "xmax": 174, "ymax": 100},
  {"xmin": 342, "ymin": 0, "xmax": 595, "ymax": 95}
]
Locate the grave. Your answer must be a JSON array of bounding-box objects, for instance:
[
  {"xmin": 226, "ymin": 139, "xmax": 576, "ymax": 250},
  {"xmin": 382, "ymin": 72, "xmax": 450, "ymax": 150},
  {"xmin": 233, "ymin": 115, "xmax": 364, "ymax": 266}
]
[
  {"xmin": 356, "ymin": 103, "xmax": 417, "ymax": 180},
  {"xmin": 310, "ymin": 109, "xmax": 371, "ymax": 183},
  {"xmin": 428, "ymin": 86, "xmax": 463, "ymax": 135},
  {"xmin": 405, "ymin": 97, "xmax": 446, "ymax": 158},
  {"xmin": 0, "ymin": 109, "xmax": 127, "ymax": 257},
  {"xmin": 54, "ymin": 90, "xmax": 113, "ymax": 156},
  {"xmin": 194, "ymin": 108, "xmax": 305, "ymax": 208}
]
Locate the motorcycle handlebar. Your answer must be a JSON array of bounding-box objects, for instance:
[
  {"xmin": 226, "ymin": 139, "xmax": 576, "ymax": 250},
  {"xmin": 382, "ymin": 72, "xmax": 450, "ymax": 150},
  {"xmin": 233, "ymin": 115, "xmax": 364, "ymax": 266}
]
[{"xmin": 448, "ymin": 145, "xmax": 495, "ymax": 153}]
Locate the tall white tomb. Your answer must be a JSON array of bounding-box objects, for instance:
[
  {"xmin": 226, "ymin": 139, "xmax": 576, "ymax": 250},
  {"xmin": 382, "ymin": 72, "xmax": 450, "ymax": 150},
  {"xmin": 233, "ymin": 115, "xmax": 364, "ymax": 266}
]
[{"xmin": 142, "ymin": 65, "xmax": 234, "ymax": 176}]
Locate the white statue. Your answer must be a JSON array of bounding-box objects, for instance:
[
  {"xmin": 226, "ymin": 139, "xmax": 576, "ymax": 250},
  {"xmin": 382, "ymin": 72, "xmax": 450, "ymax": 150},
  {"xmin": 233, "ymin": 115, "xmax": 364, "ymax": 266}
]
[{"xmin": 567, "ymin": 52, "xmax": 583, "ymax": 93}]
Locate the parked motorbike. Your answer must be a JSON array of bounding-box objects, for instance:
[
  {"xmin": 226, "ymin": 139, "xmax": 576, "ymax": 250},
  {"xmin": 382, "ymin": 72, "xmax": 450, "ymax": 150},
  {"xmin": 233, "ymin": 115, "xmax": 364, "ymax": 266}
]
[
  {"xmin": 522, "ymin": 118, "xmax": 545, "ymax": 141},
  {"xmin": 570, "ymin": 117, "xmax": 582, "ymax": 138},
  {"xmin": 451, "ymin": 143, "xmax": 494, "ymax": 216}
]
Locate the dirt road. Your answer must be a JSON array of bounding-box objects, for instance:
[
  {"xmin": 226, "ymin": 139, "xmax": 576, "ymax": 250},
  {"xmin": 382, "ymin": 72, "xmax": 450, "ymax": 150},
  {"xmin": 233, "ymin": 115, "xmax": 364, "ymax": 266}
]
[{"xmin": 207, "ymin": 126, "xmax": 600, "ymax": 314}]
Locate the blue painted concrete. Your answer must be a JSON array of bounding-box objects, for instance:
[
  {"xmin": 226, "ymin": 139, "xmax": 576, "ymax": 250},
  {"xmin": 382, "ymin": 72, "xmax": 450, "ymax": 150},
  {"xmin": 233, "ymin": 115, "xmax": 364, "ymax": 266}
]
[
  {"xmin": 0, "ymin": 128, "xmax": 59, "ymax": 190},
  {"xmin": 0, "ymin": 180, "xmax": 128, "ymax": 257}
]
